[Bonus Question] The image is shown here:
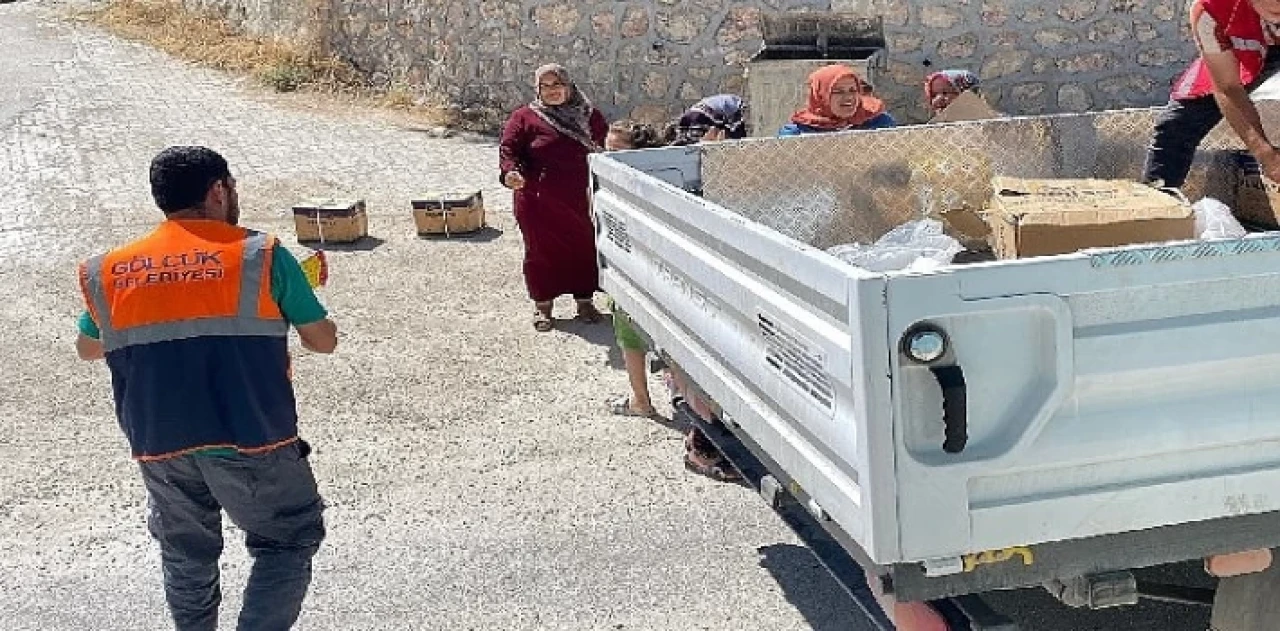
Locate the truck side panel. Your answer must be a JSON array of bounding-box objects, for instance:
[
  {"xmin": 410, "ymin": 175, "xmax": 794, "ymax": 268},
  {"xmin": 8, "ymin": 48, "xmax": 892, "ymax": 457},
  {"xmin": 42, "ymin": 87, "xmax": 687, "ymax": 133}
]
[{"xmin": 592, "ymin": 152, "xmax": 901, "ymax": 562}]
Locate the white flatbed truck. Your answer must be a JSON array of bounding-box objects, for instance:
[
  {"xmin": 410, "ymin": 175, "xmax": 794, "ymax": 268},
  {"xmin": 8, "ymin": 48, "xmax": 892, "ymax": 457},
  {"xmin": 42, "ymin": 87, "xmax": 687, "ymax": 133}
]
[{"xmin": 591, "ymin": 105, "xmax": 1280, "ymax": 629}]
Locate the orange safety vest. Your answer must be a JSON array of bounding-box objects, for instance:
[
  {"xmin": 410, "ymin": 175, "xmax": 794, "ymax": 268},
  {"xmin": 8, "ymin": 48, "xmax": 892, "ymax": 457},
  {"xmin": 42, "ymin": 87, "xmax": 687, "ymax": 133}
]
[
  {"xmin": 80, "ymin": 220, "xmax": 285, "ymax": 350},
  {"xmin": 80, "ymin": 220, "xmax": 297, "ymax": 461}
]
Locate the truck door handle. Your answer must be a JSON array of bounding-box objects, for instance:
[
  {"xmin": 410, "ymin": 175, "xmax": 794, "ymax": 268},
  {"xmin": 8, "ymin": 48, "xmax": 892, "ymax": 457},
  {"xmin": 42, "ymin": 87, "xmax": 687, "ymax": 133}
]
[{"xmin": 930, "ymin": 365, "xmax": 968, "ymax": 453}]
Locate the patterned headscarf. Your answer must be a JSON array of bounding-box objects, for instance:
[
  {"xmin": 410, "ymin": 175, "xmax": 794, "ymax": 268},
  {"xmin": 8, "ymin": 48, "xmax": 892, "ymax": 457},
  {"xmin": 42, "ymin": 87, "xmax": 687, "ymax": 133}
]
[
  {"xmin": 789, "ymin": 65, "xmax": 886, "ymax": 131},
  {"xmin": 671, "ymin": 94, "xmax": 748, "ymax": 145},
  {"xmin": 530, "ymin": 64, "xmax": 600, "ymax": 151},
  {"xmin": 924, "ymin": 70, "xmax": 981, "ymax": 103}
]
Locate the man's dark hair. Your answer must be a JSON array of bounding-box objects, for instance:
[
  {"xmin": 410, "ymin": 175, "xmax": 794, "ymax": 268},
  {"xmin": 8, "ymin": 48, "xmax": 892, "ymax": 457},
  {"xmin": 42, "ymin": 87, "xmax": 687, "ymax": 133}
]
[{"xmin": 149, "ymin": 146, "xmax": 231, "ymax": 213}]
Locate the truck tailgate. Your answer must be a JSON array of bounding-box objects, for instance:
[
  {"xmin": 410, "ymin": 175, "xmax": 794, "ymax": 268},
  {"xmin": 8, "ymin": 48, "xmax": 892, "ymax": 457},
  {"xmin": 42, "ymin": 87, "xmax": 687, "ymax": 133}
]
[{"xmin": 886, "ymin": 237, "xmax": 1280, "ymax": 561}]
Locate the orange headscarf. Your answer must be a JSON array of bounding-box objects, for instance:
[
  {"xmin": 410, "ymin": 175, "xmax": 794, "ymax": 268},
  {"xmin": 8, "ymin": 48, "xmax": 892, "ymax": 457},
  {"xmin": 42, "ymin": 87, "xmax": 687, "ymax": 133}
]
[{"xmin": 789, "ymin": 64, "xmax": 886, "ymax": 131}]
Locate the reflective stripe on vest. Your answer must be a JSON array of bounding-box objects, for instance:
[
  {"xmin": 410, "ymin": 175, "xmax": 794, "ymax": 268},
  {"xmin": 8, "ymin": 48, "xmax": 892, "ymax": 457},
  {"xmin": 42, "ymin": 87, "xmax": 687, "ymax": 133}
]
[
  {"xmin": 82, "ymin": 252, "xmax": 113, "ymax": 334},
  {"xmin": 1231, "ymin": 36, "xmax": 1268, "ymax": 53},
  {"xmin": 84, "ymin": 231, "xmax": 288, "ymax": 352}
]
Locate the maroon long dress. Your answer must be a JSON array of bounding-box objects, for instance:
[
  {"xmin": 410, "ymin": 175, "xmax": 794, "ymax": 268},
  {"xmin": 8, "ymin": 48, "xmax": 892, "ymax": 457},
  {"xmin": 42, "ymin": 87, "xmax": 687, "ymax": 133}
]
[{"xmin": 499, "ymin": 105, "xmax": 609, "ymax": 303}]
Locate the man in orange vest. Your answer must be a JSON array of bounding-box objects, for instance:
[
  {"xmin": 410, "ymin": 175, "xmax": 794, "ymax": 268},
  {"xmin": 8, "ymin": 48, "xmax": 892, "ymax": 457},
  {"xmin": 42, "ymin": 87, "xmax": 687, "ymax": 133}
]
[
  {"xmin": 1144, "ymin": 0, "xmax": 1280, "ymax": 189},
  {"xmin": 76, "ymin": 146, "xmax": 338, "ymax": 631}
]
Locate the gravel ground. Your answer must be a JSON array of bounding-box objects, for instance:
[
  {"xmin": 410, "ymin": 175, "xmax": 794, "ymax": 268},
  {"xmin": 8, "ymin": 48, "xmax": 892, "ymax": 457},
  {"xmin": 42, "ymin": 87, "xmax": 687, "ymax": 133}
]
[{"xmin": 0, "ymin": 2, "xmax": 1217, "ymax": 630}]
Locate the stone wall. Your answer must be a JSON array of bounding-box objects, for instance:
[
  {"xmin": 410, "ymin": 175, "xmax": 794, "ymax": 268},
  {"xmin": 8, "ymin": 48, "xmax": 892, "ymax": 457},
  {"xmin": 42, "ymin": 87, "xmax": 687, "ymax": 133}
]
[
  {"xmin": 182, "ymin": 0, "xmax": 325, "ymax": 46},
  {"xmin": 321, "ymin": 0, "xmax": 830, "ymax": 126},
  {"xmin": 833, "ymin": 0, "xmax": 1195, "ymax": 122},
  {"xmin": 186, "ymin": 0, "xmax": 1198, "ymax": 127}
]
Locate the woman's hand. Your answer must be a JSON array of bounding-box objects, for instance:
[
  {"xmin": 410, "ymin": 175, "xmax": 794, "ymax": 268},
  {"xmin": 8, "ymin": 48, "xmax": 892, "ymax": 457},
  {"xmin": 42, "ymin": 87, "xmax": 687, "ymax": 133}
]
[{"xmin": 503, "ymin": 171, "xmax": 526, "ymax": 190}]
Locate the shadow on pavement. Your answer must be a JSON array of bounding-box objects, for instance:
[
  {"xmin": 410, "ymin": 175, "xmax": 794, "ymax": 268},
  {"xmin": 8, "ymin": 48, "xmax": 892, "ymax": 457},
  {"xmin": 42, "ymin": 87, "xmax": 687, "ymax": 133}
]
[
  {"xmin": 303, "ymin": 235, "xmax": 386, "ymax": 252},
  {"xmin": 557, "ymin": 314, "xmax": 616, "ymax": 351},
  {"xmin": 416, "ymin": 225, "xmax": 503, "ymax": 243},
  {"xmin": 758, "ymin": 543, "xmax": 882, "ymax": 631}
]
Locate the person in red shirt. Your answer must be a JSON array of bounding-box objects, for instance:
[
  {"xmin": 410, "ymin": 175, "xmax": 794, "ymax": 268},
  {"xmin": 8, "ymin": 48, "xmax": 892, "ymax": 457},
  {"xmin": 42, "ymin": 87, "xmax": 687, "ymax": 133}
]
[
  {"xmin": 1144, "ymin": 0, "xmax": 1280, "ymax": 189},
  {"xmin": 1144, "ymin": 6, "xmax": 1280, "ymax": 629}
]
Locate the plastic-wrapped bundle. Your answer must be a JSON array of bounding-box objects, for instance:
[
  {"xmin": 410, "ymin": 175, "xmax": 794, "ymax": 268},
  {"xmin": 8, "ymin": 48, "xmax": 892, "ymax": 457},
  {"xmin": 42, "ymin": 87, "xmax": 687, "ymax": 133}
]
[{"xmin": 827, "ymin": 219, "xmax": 963, "ymax": 272}]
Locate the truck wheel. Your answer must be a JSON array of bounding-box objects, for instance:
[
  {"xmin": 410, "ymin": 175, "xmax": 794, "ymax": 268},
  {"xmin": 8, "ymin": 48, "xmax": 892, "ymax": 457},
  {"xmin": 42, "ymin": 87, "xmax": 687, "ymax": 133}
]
[{"xmin": 1210, "ymin": 562, "xmax": 1280, "ymax": 630}]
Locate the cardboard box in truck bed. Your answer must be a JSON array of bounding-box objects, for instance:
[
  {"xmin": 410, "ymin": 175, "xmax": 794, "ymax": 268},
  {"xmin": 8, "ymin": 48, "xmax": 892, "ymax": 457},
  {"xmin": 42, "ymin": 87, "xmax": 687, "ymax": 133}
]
[
  {"xmin": 983, "ymin": 177, "xmax": 1195, "ymax": 259},
  {"xmin": 1233, "ymin": 151, "xmax": 1280, "ymax": 229}
]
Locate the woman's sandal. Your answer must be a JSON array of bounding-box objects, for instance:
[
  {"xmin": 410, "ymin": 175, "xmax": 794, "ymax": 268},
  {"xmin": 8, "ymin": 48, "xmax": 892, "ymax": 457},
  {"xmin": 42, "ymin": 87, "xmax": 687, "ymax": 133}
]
[
  {"xmin": 575, "ymin": 300, "xmax": 603, "ymax": 323},
  {"xmin": 684, "ymin": 450, "xmax": 743, "ymax": 483},
  {"xmin": 533, "ymin": 309, "xmax": 553, "ymax": 332},
  {"xmin": 608, "ymin": 395, "xmax": 659, "ymax": 419}
]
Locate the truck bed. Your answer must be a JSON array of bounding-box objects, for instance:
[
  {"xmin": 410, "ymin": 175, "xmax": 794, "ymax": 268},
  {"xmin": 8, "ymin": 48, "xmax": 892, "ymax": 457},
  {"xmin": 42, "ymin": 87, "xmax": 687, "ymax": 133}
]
[{"xmin": 590, "ymin": 106, "xmax": 1280, "ymax": 597}]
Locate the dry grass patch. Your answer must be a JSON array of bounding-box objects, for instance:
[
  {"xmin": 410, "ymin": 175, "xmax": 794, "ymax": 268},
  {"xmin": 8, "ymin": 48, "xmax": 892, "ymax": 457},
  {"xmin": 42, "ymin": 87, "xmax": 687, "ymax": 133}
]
[
  {"xmin": 78, "ymin": 0, "xmax": 499, "ymax": 131},
  {"xmin": 83, "ymin": 0, "xmax": 355, "ymax": 92}
]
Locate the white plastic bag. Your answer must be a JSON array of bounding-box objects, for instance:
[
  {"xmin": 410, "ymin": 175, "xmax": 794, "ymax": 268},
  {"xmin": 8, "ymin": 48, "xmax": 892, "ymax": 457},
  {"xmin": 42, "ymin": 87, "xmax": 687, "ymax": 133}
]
[
  {"xmin": 1193, "ymin": 198, "xmax": 1247, "ymax": 240},
  {"xmin": 827, "ymin": 219, "xmax": 963, "ymax": 272}
]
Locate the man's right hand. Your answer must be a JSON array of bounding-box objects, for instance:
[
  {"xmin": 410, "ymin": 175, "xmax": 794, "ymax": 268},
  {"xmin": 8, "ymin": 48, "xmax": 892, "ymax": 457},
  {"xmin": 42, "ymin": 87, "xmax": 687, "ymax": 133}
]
[
  {"xmin": 1259, "ymin": 148, "xmax": 1280, "ymax": 183},
  {"xmin": 75, "ymin": 333, "xmax": 104, "ymax": 361},
  {"xmin": 503, "ymin": 171, "xmax": 526, "ymax": 190}
]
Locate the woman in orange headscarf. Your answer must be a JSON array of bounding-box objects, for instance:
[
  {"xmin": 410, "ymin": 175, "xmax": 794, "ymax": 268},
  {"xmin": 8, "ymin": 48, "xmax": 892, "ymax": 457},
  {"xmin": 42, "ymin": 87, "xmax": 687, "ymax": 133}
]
[{"xmin": 778, "ymin": 64, "xmax": 897, "ymax": 136}]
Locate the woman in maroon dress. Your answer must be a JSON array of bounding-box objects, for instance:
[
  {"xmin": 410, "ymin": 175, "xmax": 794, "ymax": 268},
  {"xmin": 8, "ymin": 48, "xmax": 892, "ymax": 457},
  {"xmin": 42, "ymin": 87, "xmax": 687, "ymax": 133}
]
[{"xmin": 499, "ymin": 64, "xmax": 609, "ymax": 332}]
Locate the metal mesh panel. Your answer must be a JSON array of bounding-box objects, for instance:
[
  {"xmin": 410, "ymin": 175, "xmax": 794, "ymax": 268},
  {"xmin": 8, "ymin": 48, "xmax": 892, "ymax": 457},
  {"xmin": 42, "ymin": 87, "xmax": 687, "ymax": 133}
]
[{"xmin": 699, "ymin": 105, "xmax": 1279, "ymax": 249}]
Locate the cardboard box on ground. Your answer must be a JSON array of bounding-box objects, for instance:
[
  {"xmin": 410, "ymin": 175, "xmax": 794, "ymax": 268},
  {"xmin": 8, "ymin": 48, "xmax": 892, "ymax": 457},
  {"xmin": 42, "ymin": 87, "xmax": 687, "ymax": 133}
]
[
  {"xmin": 292, "ymin": 199, "xmax": 368, "ymax": 244},
  {"xmin": 412, "ymin": 191, "xmax": 486, "ymax": 236},
  {"xmin": 981, "ymin": 177, "xmax": 1195, "ymax": 259}
]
